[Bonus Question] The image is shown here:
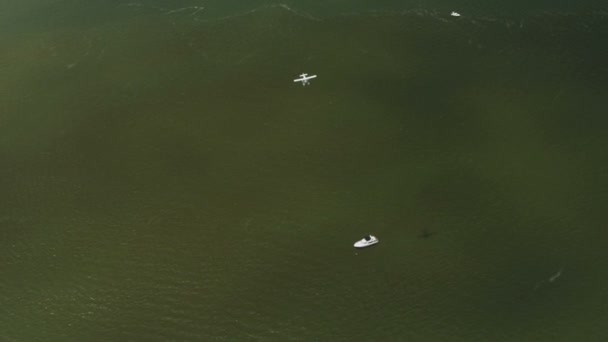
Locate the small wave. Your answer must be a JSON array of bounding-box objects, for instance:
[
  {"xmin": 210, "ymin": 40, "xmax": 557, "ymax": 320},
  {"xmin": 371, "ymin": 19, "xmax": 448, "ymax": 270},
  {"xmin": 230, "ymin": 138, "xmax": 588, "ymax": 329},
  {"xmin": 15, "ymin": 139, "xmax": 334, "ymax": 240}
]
[
  {"xmin": 166, "ymin": 6, "xmax": 205, "ymax": 16},
  {"xmin": 190, "ymin": 3, "xmax": 321, "ymax": 24},
  {"xmin": 117, "ymin": 2, "xmax": 205, "ymax": 16}
]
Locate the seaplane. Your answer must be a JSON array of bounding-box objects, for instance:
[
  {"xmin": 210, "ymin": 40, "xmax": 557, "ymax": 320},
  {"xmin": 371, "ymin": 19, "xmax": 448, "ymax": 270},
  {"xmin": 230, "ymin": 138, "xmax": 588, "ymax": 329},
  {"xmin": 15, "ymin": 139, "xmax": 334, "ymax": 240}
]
[{"xmin": 293, "ymin": 73, "xmax": 317, "ymax": 86}]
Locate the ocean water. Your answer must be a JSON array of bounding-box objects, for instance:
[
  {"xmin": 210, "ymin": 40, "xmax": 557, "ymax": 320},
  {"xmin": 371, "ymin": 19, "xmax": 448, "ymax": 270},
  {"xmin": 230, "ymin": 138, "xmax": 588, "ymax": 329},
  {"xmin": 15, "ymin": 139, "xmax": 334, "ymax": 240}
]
[{"xmin": 1, "ymin": 1, "xmax": 607, "ymax": 341}]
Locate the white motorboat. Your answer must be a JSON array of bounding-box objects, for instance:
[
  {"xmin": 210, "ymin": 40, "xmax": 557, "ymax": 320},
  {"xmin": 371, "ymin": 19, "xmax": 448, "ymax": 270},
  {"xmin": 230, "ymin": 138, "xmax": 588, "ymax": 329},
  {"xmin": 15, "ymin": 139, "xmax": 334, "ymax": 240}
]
[{"xmin": 354, "ymin": 235, "xmax": 379, "ymax": 248}]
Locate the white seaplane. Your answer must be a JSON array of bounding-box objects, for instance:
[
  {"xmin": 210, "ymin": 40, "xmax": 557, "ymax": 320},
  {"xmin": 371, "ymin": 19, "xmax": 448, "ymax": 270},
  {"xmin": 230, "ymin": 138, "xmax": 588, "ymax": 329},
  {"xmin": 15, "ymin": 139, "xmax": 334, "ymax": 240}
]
[{"xmin": 293, "ymin": 73, "xmax": 317, "ymax": 86}]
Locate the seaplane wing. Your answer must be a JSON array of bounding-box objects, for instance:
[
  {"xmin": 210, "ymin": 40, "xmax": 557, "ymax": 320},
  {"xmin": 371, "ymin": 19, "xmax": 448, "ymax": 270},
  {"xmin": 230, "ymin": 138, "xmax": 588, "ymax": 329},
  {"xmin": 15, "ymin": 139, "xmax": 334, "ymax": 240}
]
[{"xmin": 293, "ymin": 73, "xmax": 317, "ymax": 85}]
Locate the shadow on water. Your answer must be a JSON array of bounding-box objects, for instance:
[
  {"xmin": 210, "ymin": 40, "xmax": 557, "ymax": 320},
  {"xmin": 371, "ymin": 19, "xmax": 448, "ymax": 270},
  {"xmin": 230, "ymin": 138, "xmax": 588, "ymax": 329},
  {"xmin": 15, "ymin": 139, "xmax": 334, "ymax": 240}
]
[{"xmin": 417, "ymin": 229, "xmax": 435, "ymax": 239}]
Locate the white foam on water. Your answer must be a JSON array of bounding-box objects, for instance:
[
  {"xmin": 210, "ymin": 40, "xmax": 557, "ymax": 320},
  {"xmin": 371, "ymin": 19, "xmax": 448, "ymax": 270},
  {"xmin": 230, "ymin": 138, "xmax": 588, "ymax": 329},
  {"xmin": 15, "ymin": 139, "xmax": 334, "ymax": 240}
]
[
  {"xmin": 166, "ymin": 6, "xmax": 205, "ymax": 16},
  {"xmin": 549, "ymin": 268, "xmax": 563, "ymax": 283},
  {"xmin": 534, "ymin": 268, "xmax": 565, "ymax": 290}
]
